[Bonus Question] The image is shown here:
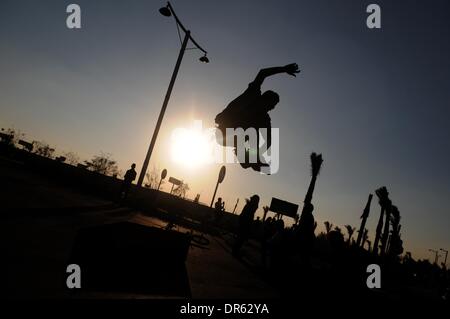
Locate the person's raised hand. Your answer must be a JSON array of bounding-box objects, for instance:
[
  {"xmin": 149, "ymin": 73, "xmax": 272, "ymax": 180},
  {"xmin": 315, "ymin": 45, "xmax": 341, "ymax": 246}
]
[{"xmin": 284, "ymin": 63, "xmax": 300, "ymax": 77}]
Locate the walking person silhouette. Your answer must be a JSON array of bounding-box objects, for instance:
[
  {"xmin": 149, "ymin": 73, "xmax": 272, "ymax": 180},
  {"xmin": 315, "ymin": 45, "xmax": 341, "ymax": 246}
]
[
  {"xmin": 215, "ymin": 63, "xmax": 300, "ymax": 172},
  {"xmin": 213, "ymin": 197, "xmax": 225, "ymax": 223},
  {"xmin": 232, "ymin": 194, "xmax": 260, "ymax": 257},
  {"xmin": 120, "ymin": 163, "xmax": 137, "ymax": 200}
]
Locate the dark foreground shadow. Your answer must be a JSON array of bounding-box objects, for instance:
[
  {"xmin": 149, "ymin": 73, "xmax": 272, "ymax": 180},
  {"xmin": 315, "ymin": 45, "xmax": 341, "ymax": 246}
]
[{"xmin": 68, "ymin": 221, "xmax": 192, "ymax": 297}]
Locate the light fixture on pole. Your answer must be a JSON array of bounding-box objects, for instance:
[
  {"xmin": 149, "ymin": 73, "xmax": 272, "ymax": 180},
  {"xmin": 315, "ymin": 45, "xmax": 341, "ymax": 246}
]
[
  {"xmin": 199, "ymin": 54, "xmax": 209, "ymax": 63},
  {"xmin": 159, "ymin": 5, "xmax": 171, "ymax": 17},
  {"xmin": 157, "ymin": 168, "xmax": 167, "ymax": 191},
  {"xmin": 137, "ymin": 1, "xmax": 210, "ymax": 187}
]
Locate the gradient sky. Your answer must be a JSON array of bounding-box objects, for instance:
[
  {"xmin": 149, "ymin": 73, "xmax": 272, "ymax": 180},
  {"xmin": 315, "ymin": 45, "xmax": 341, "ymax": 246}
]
[{"xmin": 1, "ymin": 0, "xmax": 449, "ymax": 261}]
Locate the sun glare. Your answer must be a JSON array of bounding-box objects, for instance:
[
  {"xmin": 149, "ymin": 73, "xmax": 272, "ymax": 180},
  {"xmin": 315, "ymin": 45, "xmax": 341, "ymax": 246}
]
[{"xmin": 170, "ymin": 126, "xmax": 214, "ymax": 169}]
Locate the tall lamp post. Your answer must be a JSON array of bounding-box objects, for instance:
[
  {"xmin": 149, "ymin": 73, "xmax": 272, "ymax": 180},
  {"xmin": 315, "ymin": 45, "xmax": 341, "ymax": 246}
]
[{"xmin": 137, "ymin": 2, "xmax": 209, "ymax": 187}]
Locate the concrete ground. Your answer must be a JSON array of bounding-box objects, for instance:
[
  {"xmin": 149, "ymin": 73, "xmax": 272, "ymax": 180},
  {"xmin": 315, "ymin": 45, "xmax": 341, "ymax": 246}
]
[{"xmin": 1, "ymin": 157, "xmax": 278, "ymax": 299}]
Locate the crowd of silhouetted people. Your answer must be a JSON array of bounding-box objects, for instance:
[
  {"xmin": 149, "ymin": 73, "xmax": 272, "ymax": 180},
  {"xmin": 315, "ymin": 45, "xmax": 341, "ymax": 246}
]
[{"xmin": 226, "ymin": 193, "xmax": 449, "ymax": 301}]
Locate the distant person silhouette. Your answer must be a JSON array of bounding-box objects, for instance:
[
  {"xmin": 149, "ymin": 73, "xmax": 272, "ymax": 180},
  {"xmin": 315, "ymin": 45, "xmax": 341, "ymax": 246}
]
[
  {"xmin": 120, "ymin": 163, "xmax": 137, "ymax": 200},
  {"xmin": 215, "ymin": 63, "xmax": 300, "ymax": 172},
  {"xmin": 214, "ymin": 197, "xmax": 224, "ymax": 222},
  {"xmin": 261, "ymin": 216, "xmax": 276, "ymax": 265},
  {"xmin": 233, "ymin": 194, "xmax": 260, "ymax": 256}
]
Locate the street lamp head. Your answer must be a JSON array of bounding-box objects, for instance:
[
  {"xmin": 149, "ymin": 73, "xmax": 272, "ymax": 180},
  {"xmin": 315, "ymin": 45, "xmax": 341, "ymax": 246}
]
[
  {"xmin": 199, "ymin": 54, "xmax": 209, "ymax": 63},
  {"xmin": 159, "ymin": 6, "xmax": 172, "ymax": 17}
]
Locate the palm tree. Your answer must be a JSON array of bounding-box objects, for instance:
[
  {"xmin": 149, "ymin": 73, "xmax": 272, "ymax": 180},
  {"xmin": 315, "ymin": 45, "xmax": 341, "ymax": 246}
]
[
  {"xmin": 297, "ymin": 152, "xmax": 323, "ymax": 256},
  {"xmin": 356, "ymin": 194, "xmax": 373, "ymax": 247},
  {"xmin": 324, "ymin": 221, "xmax": 333, "ymax": 234},
  {"xmin": 145, "ymin": 166, "xmax": 165, "ymax": 189},
  {"xmin": 345, "ymin": 225, "xmax": 356, "ymax": 244},
  {"xmin": 85, "ymin": 152, "xmax": 118, "ymax": 176},
  {"xmin": 303, "ymin": 152, "xmax": 323, "ymax": 207},
  {"xmin": 380, "ymin": 201, "xmax": 394, "ymax": 256},
  {"xmin": 298, "ymin": 153, "xmax": 323, "ymax": 228},
  {"xmin": 373, "ymin": 187, "xmax": 390, "ymax": 255},
  {"xmin": 388, "ymin": 205, "xmax": 403, "ymax": 256}
]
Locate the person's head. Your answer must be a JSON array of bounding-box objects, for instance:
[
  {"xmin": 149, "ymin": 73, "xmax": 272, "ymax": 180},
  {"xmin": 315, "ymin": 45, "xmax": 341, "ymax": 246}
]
[
  {"xmin": 250, "ymin": 194, "xmax": 260, "ymax": 205},
  {"xmin": 217, "ymin": 197, "xmax": 222, "ymax": 203},
  {"xmin": 259, "ymin": 90, "xmax": 279, "ymax": 112},
  {"xmin": 131, "ymin": 163, "xmax": 136, "ymax": 169}
]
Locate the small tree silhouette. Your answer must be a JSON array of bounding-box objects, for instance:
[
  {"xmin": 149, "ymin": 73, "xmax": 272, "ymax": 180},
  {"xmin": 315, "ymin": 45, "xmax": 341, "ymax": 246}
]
[
  {"xmin": 33, "ymin": 141, "xmax": 55, "ymax": 158},
  {"xmin": 63, "ymin": 151, "xmax": 80, "ymax": 165},
  {"xmin": 345, "ymin": 225, "xmax": 355, "ymax": 244},
  {"xmin": 145, "ymin": 166, "xmax": 165, "ymax": 189},
  {"xmin": 0, "ymin": 128, "xmax": 14, "ymax": 146},
  {"xmin": 173, "ymin": 181, "xmax": 190, "ymax": 198},
  {"xmin": 85, "ymin": 152, "xmax": 119, "ymax": 176},
  {"xmin": 324, "ymin": 221, "xmax": 333, "ymax": 234},
  {"xmin": 0, "ymin": 128, "xmax": 23, "ymax": 147}
]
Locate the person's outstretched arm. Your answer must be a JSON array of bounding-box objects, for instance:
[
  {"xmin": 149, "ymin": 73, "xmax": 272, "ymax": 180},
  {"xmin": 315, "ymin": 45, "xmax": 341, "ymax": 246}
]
[{"xmin": 253, "ymin": 63, "xmax": 300, "ymax": 86}]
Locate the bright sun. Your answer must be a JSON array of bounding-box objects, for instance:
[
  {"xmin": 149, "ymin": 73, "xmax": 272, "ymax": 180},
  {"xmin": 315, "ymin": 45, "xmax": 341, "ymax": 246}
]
[{"xmin": 170, "ymin": 127, "xmax": 214, "ymax": 169}]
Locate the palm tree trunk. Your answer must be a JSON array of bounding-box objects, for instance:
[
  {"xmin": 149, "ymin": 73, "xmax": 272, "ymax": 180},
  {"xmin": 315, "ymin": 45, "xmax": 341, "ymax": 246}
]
[
  {"xmin": 356, "ymin": 194, "xmax": 373, "ymax": 247},
  {"xmin": 296, "ymin": 174, "xmax": 317, "ymax": 225},
  {"xmin": 386, "ymin": 234, "xmax": 392, "ymax": 254},
  {"xmin": 380, "ymin": 204, "xmax": 392, "ymax": 256},
  {"xmin": 373, "ymin": 206, "xmax": 385, "ymax": 255},
  {"xmin": 303, "ymin": 175, "xmax": 317, "ymax": 208},
  {"xmin": 298, "ymin": 152, "xmax": 323, "ymax": 223}
]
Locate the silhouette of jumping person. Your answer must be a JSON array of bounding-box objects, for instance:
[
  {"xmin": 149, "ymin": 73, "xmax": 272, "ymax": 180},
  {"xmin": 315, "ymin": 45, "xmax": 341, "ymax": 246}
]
[
  {"xmin": 120, "ymin": 163, "xmax": 137, "ymax": 200},
  {"xmin": 232, "ymin": 194, "xmax": 260, "ymax": 257},
  {"xmin": 215, "ymin": 63, "xmax": 300, "ymax": 172}
]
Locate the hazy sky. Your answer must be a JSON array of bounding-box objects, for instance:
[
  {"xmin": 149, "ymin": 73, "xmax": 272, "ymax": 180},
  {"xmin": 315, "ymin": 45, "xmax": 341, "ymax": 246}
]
[{"xmin": 1, "ymin": 0, "xmax": 449, "ymax": 261}]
